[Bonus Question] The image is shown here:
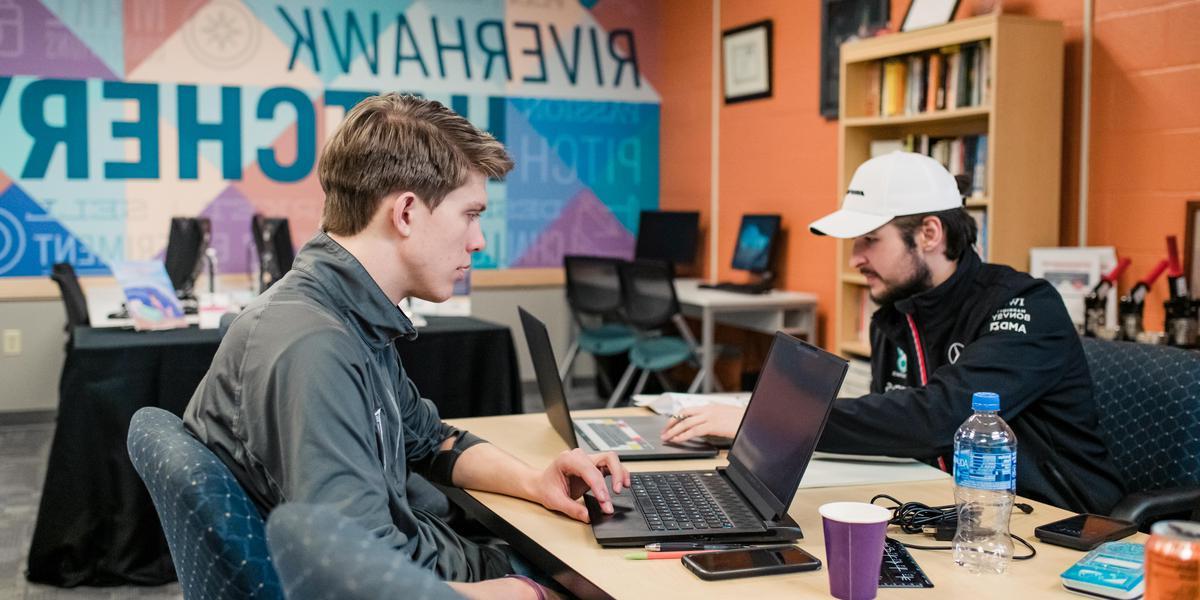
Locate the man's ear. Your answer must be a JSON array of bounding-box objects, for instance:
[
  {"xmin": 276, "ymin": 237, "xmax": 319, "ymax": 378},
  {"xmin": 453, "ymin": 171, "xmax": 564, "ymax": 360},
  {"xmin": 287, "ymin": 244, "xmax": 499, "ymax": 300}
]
[
  {"xmin": 919, "ymin": 215, "xmax": 946, "ymax": 253},
  {"xmin": 390, "ymin": 192, "xmax": 419, "ymax": 238}
]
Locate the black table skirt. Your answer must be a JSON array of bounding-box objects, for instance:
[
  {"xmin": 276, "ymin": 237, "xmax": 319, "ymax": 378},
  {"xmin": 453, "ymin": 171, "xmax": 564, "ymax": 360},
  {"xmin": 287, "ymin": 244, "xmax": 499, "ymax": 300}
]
[
  {"xmin": 27, "ymin": 326, "xmax": 223, "ymax": 587},
  {"xmin": 400, "ymin": 317, "xmax": 523, "ymax": 418},
  {"xmin": 26, "ymin": 316, "xmax": 521, "ymax": 587}
]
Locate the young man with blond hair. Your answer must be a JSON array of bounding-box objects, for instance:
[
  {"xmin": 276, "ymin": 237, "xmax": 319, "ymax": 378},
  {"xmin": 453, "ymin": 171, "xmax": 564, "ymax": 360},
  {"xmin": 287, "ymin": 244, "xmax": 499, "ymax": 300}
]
[{"xmin": 185, "ymin": 94, "xmax": 628, "ymax": 598}]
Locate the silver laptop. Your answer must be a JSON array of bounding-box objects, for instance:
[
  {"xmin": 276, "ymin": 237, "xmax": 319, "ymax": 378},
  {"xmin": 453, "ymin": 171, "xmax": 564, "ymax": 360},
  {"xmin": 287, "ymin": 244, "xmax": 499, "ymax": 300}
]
[{"xmin": 518, "ymin": 307, "xmax": 718, "ymax": 460}]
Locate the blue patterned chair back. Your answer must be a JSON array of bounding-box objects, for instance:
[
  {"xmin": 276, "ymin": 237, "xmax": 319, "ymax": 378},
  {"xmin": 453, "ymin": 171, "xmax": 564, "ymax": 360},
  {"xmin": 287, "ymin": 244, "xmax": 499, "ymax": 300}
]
[
  {"xmin": 267, "ymin": 503, "xmax": 462, "ymax": 600},
  {"xmin": 127, "ymin": 407, "xmax": 283, "ymax": 600},
  {"xmin": 1081, "ymin": 338, "xmax": 1200, "ymax": 494}
]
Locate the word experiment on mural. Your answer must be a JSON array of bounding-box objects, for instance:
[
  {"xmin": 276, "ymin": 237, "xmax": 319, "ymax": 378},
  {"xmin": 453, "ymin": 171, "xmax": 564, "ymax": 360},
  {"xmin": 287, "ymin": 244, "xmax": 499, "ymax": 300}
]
[{"xmin": 0, "ymin": 0, "xmax": 660, "ymax": 281}]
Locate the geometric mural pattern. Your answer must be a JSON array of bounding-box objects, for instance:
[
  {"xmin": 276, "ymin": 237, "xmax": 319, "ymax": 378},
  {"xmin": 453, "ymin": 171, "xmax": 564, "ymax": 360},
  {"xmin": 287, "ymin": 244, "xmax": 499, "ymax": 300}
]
[{"xmin": 0, "ymin": 0, "xmax": 659, "ymax": 278}]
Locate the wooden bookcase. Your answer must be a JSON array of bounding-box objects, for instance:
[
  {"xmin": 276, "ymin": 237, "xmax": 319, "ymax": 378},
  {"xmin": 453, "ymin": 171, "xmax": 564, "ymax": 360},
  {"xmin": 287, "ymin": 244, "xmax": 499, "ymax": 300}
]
[{"xmin": 835, "ymin": 14, "xmax": 1064, "ymax": 359}]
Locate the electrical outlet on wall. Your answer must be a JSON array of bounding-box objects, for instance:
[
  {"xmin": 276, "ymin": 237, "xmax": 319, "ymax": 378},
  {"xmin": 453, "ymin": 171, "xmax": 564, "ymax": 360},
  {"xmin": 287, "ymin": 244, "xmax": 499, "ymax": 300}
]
[{"xmin": 3, "ymin": 329, "xmax": 21, "ymax": 355}]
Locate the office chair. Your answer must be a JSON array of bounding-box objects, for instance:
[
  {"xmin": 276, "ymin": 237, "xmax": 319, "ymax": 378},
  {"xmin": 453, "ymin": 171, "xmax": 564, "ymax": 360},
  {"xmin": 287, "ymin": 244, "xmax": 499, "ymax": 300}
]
[
  {"xmin": 127, "ymin": 407, "xmax": 283, "ymax": 600},
  {"xmin": 1081, "ymin": 337, "xmax": 1200, "ymax": 528},
  {"xmin": 266, "ymin": 503, "xmax": 463, "ymax": 600},
  {"xmin": 608, "ymin": 259, "xmax": 715, "ymax": 408},
  {"xmin": 561, "ymin": 255, "xmax": 637, "ymax": 390},
  {"xmin": 49, "ymin": 262, "xmax": 90, "ymax": 331}
]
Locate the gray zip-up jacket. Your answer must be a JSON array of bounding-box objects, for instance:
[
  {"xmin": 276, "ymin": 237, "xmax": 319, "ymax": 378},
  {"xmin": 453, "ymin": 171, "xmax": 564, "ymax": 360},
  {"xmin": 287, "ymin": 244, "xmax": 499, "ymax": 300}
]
[{"xmin": 184, "ymin": 232, "xmax": 508, "ymax": 582}]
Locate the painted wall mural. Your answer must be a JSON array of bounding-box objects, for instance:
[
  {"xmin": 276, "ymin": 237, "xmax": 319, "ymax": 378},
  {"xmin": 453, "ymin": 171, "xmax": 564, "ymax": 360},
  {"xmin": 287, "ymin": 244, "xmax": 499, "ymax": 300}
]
[{"xmin": 0, "ymin": 0, "xmax": 659, "ymax": 279}]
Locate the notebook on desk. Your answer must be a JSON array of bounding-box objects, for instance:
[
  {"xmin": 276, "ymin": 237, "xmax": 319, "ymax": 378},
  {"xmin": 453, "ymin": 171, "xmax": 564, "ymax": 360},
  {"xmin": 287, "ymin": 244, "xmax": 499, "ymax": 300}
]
[
  {"xmin": 584, "ymin": 331, "xmax": 849, "ymax": 546},
  {"xmin": 518, "ymin": 307, "xmax": 718, "ymax": 460}
]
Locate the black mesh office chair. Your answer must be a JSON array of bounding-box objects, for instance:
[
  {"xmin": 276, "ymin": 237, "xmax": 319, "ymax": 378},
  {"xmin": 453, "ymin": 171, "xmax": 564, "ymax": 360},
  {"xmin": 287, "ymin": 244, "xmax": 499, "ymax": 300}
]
[
  {"xmin": 1081, "ymin": 337, "xmax": 1200, "ymax": 528},
  {"xmin": 608, "ymin": 259, "xmax": 712, "ymax": 407},
  {"xmin": 49, "ymin": 263, "xmax": 90, "ymax": 332},
  {"xmin": 561, "ymin": 255, "xmax": 637, "ymax": 391}
]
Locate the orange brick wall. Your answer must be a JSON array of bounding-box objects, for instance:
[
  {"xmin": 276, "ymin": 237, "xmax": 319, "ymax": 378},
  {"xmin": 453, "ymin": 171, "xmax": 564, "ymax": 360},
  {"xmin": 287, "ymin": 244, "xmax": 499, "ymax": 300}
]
[{"xmin": 655, "ymin": 0, "xmax": 1200, "ymax": 347}]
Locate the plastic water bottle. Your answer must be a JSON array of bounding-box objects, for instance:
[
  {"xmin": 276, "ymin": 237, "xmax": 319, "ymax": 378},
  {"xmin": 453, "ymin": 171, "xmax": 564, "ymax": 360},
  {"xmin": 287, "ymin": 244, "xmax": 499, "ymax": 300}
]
[{"xmin": 953, "ymin": 392, "xmax": 1016, "ymax": 574}]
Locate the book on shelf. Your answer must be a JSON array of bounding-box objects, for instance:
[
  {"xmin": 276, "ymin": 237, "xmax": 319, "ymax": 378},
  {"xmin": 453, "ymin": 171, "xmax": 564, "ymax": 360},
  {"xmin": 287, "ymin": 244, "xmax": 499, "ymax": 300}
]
[
  {"xmin": 967, "ymin": 207, "xmax": 988, "ymax": 259},
  {"xmin": 871, "ymin": 40, "xmax": 990, "ymax": 117},
  {"xmin": 874, "ymin": 134, "xmax": 987, "ymax": 195},
  {"xmin": 864, "ymin": 61, "xmax": 882, "ymax": 116},
  {"xmin": 882, "ymin": 58, "xmax": 907, "ymax": 116}
]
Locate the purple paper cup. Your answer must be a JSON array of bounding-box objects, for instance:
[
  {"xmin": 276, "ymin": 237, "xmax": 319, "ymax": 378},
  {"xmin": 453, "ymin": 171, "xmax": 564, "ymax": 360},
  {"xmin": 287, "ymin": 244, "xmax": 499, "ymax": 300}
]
[{"xmin": 819, "ymin": 502, "xmax": 892, "ymax": 600}]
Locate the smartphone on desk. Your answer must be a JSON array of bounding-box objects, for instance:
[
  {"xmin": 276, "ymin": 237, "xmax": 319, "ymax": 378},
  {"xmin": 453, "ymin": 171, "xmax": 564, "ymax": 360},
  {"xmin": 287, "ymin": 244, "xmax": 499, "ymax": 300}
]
[
  {"xmin": 1034, "ymin": 513, "xmax": 1137, "ymax": 551},
  {"xmin": 683, "ymin": 546, "xmax": 822, "ymax": 581}
]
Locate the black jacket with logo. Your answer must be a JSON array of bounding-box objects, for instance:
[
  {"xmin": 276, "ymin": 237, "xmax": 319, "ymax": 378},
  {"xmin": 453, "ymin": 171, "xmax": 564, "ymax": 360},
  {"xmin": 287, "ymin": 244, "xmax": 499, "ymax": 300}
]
[{"xmin": 817, "ymin": 250, "xmax": 1126, "ymax": 514}]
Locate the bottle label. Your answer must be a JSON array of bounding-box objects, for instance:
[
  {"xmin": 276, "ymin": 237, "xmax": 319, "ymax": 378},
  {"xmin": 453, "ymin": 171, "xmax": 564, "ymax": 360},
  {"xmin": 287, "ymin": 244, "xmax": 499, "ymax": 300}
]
[{"xmin": 954, "ymin": 448, "xmax": 1016, "ymax": 491}]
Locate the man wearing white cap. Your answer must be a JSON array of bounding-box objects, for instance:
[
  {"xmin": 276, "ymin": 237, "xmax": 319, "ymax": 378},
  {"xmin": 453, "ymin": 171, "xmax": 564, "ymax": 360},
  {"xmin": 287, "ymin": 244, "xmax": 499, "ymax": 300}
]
[{"xmin": 662, "ymin": 152, "xmax": 1125, "ymax": 515}]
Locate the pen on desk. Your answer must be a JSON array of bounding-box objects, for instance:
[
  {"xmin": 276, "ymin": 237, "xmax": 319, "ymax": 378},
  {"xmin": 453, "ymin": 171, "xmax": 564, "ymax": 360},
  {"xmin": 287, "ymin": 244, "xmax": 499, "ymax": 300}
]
[
  {"xmin": 644, "ymin": 543, "xmax": 745, "ymax": 552},
  {"xmin": 624, "ymin": 550, "xmax": 724, "ymax": 560}
]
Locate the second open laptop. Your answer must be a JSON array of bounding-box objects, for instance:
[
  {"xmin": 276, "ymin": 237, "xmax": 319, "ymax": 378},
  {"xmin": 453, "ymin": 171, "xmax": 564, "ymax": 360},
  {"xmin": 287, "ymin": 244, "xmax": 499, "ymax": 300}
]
[
  {"xmin": 583, "ymin": 330, "xmax": 848, "ymax": 546},
  {"xmin": 518, "ymin": 307, "xmax": 718, "ymax": 461}
]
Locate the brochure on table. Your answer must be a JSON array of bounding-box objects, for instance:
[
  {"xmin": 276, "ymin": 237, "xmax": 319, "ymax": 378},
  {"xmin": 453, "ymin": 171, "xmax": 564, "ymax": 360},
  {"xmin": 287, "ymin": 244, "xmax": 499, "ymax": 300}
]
[{"xmin": 110, "ymin": 261, "xmax": 188, "ymax": 331}]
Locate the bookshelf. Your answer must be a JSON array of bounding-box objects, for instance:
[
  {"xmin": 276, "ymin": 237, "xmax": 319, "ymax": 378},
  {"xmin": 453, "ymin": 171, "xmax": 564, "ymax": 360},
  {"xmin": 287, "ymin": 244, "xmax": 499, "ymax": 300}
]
[{"xmin": 835, "ymin": 14, "xmax": 1064, "ymax": 359}]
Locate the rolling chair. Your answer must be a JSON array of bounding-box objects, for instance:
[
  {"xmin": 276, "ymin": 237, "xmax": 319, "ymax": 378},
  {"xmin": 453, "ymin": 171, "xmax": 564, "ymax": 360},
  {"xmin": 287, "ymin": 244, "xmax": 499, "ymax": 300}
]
[
  {"xmin": 127, "ymin": 407, "xmax": 283, "ymax": 600},
  {"xmin": 266, "ymin": 503, "xmax": 463, "ymax": 600},
  {"xmin": 608, "ymin": 259, "xmax": 716, "ymax": 408},
  {"xmin": 1081, "ymin": 337, "xmax": 1200, "ymax": 528},
  {"xmin": 49, "ymin": 262, "xmax": 90, "ymax": 333},
  {"xmin": 560, "ymin": 255, "xmax": 638, "ymax": 392}
]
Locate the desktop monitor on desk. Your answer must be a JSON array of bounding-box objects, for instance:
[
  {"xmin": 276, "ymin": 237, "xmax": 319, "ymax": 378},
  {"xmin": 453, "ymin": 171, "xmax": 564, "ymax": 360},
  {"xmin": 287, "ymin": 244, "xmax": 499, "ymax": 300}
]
[
  {"xmin": 251, "ymin": 215, "xmax": 296, "ymax": 292},
  {"xmin": 701, "ymin": 214, "xmax": 782, "ymax": 294},
  {"xmin": 163, "ymin": 217, "xmax": 211, "ymax": 303},
  {"xmin": 634, "ymin": 210, "xmax": 700, "ymax": 272}
]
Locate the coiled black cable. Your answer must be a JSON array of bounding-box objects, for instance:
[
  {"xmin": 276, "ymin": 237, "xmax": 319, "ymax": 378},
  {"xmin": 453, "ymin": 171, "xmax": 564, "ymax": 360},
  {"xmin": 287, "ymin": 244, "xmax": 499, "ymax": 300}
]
[{"xmin": 870, "ymin": 493, "xmax": 1037, "ymax": 560}]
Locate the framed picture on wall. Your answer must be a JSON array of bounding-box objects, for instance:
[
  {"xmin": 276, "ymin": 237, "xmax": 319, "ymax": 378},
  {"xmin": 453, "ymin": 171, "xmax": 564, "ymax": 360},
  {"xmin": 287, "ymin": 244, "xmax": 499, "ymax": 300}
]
[
  {"xmin": 820, "ymin": 0, "xmax": 890, "ymax": 118},
  {"xmin": 723, "ymin": 20, "xmax": 773, "ymax": 104},
  {"xmin": 1186, "ymin": 200, "xmax": 1200, "ymax": 297},
  {"xmin": 901, "ymin": 0, "xmax": 961, "ymax": 32}
]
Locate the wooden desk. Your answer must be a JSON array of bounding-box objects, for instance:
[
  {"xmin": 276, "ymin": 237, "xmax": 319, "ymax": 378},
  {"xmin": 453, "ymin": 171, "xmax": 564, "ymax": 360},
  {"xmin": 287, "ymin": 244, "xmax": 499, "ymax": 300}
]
[
  {"xmin": 673, "ymin": 279, "xmax": 818, "ymax": 392},
  {"xmin": 446, "ymin": 409, "xmax": 1146, "ymax": 599}
]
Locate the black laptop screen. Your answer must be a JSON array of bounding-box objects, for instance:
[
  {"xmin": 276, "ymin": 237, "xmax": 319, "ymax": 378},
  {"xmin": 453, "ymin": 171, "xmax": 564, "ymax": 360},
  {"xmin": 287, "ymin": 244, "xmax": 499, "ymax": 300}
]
[
  {"xmin": 518, "ymin": 308, "xmax": 578, "ymax": 449},
  {"xmin": 728, "ymin": 333, "xmax": 848, "ymax": 508}
]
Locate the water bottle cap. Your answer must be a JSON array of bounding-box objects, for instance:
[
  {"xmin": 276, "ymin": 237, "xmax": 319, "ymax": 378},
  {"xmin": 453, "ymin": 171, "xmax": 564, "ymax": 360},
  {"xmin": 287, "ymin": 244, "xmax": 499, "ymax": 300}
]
[{"xmin": 972, "ymin": 392, "xmax": 1000, "ymax": 411}]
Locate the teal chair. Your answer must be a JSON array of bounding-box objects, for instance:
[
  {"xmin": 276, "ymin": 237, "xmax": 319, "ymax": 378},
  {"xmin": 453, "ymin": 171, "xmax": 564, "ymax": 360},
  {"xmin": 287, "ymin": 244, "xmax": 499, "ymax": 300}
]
[
  {"xmin": 607, "ymin": 259, "xmax": 714, "ymax": 407},
  {"xmin": 561, "ymin": 255, "xmax": 638, "ymax": 391}
]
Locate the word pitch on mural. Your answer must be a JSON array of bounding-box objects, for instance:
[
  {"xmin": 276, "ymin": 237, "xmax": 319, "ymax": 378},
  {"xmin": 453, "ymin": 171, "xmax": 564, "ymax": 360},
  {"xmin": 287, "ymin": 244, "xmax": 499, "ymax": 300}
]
[{"xmin": 0, "ymin": 0, "xmax": 659, "ymax": 279}]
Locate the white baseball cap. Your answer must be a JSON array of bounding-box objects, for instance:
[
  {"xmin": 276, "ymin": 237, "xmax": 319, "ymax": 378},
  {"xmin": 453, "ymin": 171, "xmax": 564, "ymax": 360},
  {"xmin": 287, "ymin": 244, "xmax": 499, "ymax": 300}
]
[{"xmin": 809, "ymin": 151, "xmax": 963, "ymax": 238}]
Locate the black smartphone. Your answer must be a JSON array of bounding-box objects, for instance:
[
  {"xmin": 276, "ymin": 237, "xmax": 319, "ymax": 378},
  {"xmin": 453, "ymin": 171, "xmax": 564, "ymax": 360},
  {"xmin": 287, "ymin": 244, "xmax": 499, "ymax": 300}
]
[
  {"xmin": 1034, "ymin": 513, "xmax": 1138, "ymax": 551},
  {"xmin": 682, "ymin": 546, "xmax": 822, "ymax": 581}
]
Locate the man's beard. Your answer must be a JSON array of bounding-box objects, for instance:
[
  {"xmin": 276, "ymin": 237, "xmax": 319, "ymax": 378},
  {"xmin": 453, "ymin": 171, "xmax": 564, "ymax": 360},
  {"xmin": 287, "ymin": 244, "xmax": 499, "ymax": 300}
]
[{"xmin": 868, "ymin": 253, "xmax": 933, "ymax": 308}]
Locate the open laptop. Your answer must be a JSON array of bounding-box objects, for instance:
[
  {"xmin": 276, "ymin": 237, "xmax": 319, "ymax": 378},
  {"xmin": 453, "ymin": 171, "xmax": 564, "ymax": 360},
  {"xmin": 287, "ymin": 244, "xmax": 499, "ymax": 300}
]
[
  {"xmin": 583, "ymin": 331, "xmax": 848, "ymax": 546},
  {"xmin": 518, "ymin": 307, "xmax": 718, "ymax": 460}
]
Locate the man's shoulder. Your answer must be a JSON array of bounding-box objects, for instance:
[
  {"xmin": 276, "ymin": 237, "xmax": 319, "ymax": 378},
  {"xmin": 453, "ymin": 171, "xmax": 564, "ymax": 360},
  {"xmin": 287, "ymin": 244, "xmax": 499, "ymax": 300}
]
[
  {"xmin": 974, "ymin": 263, "xmax": 1076, "ymax": 335},
  {"xmin": 233, "ymin": 284, "xmax": 366, "ymax": 364},
  {"xmin": 973, "ymin": 262, "xmax": 1061, "ymax": 306}
]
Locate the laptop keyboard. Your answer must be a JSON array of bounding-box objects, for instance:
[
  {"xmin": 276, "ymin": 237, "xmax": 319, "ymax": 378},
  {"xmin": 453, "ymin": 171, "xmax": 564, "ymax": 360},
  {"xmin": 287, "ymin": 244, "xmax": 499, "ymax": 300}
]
[
  {"xmin": 630, "ymin": 472, "xmax": 758, "ymax": 531},
  {"xmin": 587, "ymin": 422, "xmax": 653, "ymax": 450}
]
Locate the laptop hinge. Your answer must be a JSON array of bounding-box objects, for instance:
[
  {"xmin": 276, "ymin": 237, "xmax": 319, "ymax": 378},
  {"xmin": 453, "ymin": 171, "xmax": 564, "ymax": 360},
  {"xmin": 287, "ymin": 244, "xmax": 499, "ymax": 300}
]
[{"xmin": 720, "ymin": 466, "xmax": 785, "ymax": 522}]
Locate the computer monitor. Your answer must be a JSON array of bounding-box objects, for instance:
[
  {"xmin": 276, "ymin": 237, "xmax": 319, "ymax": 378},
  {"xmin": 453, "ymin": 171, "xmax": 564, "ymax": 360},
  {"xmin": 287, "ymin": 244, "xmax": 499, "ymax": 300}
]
[
  {"xmin": 252, "ymin": 215, "xmax": 295, "ymax": 292},
  {"xmin": 731, "ymin": 214, "xmax": 781, "ymax": 274},
  {"xmin": 163, "ymin": 216, "xmax": 211, "ymax": 300},
  {"xmin": 634, "ymin": 210, "xmax": 700, "ymax": 268}
]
